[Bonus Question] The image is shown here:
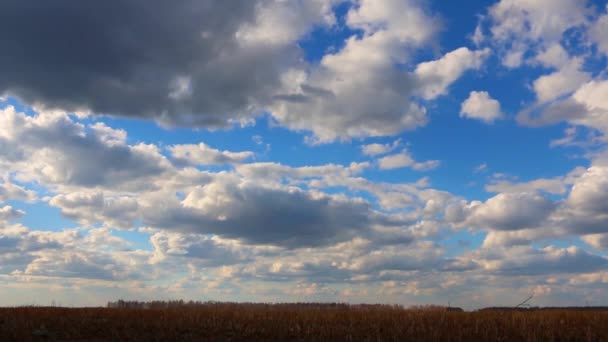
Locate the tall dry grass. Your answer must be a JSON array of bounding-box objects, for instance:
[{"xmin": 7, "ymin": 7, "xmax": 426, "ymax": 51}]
[{"xmin": 1, "ymin": 303, "xmax": 607, "ymax": 341}]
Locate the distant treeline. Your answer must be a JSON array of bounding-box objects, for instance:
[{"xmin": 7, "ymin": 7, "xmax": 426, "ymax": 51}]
[
  {"xmin": 106, "ymin": 301, "xmax": 608, "ymax": 312},
  {"xmin": 107, "ymin": 300, "xmax": 466, "ymax": 311},
  {"xmin": 107, "ymin": 300, "xmax": 407, "ymax": 311}
]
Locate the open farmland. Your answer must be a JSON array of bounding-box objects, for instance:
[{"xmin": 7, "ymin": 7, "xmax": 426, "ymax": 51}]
[{"xmin": 2, "ymin": 303, "xmax": 608, "ymax": 341}]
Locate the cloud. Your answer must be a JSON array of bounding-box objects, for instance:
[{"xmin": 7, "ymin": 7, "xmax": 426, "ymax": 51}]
[
  {"xmin": 0, "ymin": 0, "xmax": 337, "ymax": 128},
  {"xmin": 149, "ymin": 231, "xmax": 268, "ymax": 266},
  {"xmin": 0, "ymin": 178, "xmax": 37, "ymax": 203},
  {"xmin": 473, "ymin": 245, "xmax": 608, "ymax": 276},
  {"xmin": 474, "ymin": 163, "xmax": 489, "ymax": 173},
  {"xmin": 465, "ymin": 192, "xmax": 556, "ymax": 231},
  {"xmin": 140, "ymin": 178, "xmax": 393, "ymax": 248},
  {"xmin": 485, "ymin": 167, "xmax": 585, "ymax": 195},
  {"xmin": 532, "ymin": 59, "xmax": 590, "ymax": 103},
  {"xmin": 377, "ymin": 149, "xmax": 440, "ymax": 171},
  {"xmin": 49, "ymin": 192, "xmax": 139, "ymax": 229},
  {"xmin": 0, "ymin": 205, "xmax": 24, "ymax": 223},
  {"xmin": 269, "ymin": 0, "xmax": 441, "ymax": 142},
  {"xmin": 589, "ymin": 6, "xmax": 608, "ymax": 56},
  {"xmin": 415, "ymin": 47, "xmax": 490, "ymax": 100},
  {"xmin": 0, "ymin": 222, "xmax": 145, "ymax": 281},
  {"xmin": 480, "ymin": 0, "xmax": 587, "ymax": 67},
  {"xmin": 361, "ymin": 139, "xmax": 401, "ymax": 156},
  {"xmin": 169, "ymin": 143, "xmax": 254, "ymax": 167},
  {"xmin": 0, "ymin": 106, "xmax": 171, "ymax": 191},
  {"xmin": 460, "ymin": 91, "xmax": 503, "ymax": 123},
  {"xmin": 581, "ymin": 234, "xmax": 608, "ymax": 250},
  {"xmin": 517, "ymin": 80, "xmax": 608, "ymax": 139}
]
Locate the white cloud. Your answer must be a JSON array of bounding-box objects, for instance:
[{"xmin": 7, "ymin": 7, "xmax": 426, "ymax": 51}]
[
  {"xmin": 460, "ymin": 91, "xmax": 503, "ymax": 123},
  {"xmin": 361, "ymin": 139, "xmax": 401, "ymax": 156},
  {"xmin": 474, "ymin": 163, "xmax": 489, "ymax": 173},
  {"xmin": 0, "ymin": 178, "xmax": 37, "ymax": 203},
  {"xmin": 465, "ymin": 192, "xmax": 556, "ymax": 231},
  {"xmin": 415, "ymin": 48, "xmax": 491, "ymax": 100},
  {"xmin": 169, "ymin": 143, "xmax": 254, "ymax": 166},
  {"xmin": 532, "ymin": 59, "xmax": 590, "ymax": 103},
  {"xmin": 0, "ymin": 205, "xmax": 24, "ymax": 223},
  {"xmin": 482, "ymin": 0, "xmax": 587, "ymax": 67},
  {"xmin": 49, "ymin": 192, "xmax": 139, "ymax": 229},
  {"xmin": 268, "ymin": 4, "xmax": 488, "ymax": 142},
  {"xmin": 0, "ymin": 106, "xmax": 171, "ymax": 191},
  {"xmin": 485, "ymin": 167, "xmax": 585, "ymax": 195},
  {"xmin": 582, "ymin": 234, "xmax": 608, "ymax": 250},
  {"xmin": 377, "ymin": 149, "xmax": 440, "ymax": 171},
  {"xmin": 589, "ymin": 9, "xmax": 608, "ymax": 56}
]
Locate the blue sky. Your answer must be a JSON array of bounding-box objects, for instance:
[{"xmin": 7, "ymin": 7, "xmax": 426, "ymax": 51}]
[{"xmin": 1, "ymin": 0, "xmax": 608, "ymax": 309}]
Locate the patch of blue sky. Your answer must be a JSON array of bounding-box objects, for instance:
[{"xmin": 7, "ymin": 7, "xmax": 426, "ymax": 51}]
[
  {"xmin": 110, "ymin": 228, "xmax": 153, "ymax": 252},
  {"xmin": 8, "ymin": 201, "xmax": 77, "ymax": 231},
  {"xmin": 439, "ymin": 230, "xmax": 485, "ymax": 257}
]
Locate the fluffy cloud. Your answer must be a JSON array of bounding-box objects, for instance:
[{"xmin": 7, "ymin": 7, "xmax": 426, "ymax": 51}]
[
  {"xmin": 460, "ymin": 91, "xmax": 503, "ymax": 123},
  {"xmin": 0, "ymin": 0, "xmax": 486, "ymax": 142},
  {"xmin": 589, "ymin": 8, "xmax": 608, "ymax": 56},
  {"xmin": 415, "ymin": 47, "xmax": 490, "ymax": 100},
  {"xmin": 140, "ymin": 179, "xmax": 394, "ymax": 248},
  {"xmin": 169, "ymin": 143, "xmax": 254, "ymax": 166},
  {"xmin": 465, "ymin": 192, "xmax": 556, "ymax": 231},
  {"xmin": 49, "ymin": 192, "xmax": 139, "ymax": 229},
  {"xmin": 473, "ymin": 245, "xmax": 608, "ymax": 276},
  {"xmin": 0, "ymin": 0, "xmax": 337, "ymax": 128},
  {"xmin": 268, "ymin": 1, "xmax": 490, "ymax": 142},
  {"xmin": 518, "ymin": 80, "xmax": 608, "ymax": 138},
  {"xmin": 0, "ymin": 106, "xmax": 171, "ymax": 191},
  {"xmin": 582, "ymin": 234, "xmax": 608, "ymax": 250},
  {"xmin": 532, "ymin": 59, "xmax": 590, "ymax": 103},
  {"xmin": 480, "ymin": 0, "xmax": 587, "ymax": 67},
  {"xmin": 361, "ymin": 139, "xmax": 401, "ymax": 156},
  {"xmin": 0, "ymin": 178, "xmax": 37, "ymax": 203},
  {"xmin": 0, "ymin": 206, "xmax": 24, "ymax": 223},
  {"xmin": 377, "ymin": 149, "xmax": 440, "ymax": 171}
]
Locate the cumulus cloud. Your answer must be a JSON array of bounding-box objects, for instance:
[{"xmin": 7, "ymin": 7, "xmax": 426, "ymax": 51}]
[
  {"xmin": 0, "ymin": 178, "xmax": 37, "ymax": 203},
  {"xmin": 169, "ymin": 143, "xmax": 254, "ymax": 167},
  {"xmin": 0, "ymin": 0, "xmax": 487, "ymax": 142},
  {"xmin": 465, "ymin": 192, "xmax": 556, "ymax": 231},
  {"xmin": 0, "ymin": 0, "xmax": 338, "ymax": 128},
  {"xmin": 460, "ymin": 91, "xmax": 503, "ymax": 123},
  {"xmin": 479, "ymin": 0, "xmax": 587, "ymax": 67},
  {"xmin": 377, "ymin": 149, "xmax": 440, "ymax": 171},
  {"xmin": 474, "ymin": 245, "xmax": 608, "ymax": 276},
  {"xmin": 532, "ymin": 59, "xmax": 590, "ymax": 103},
  {"xmin": 361, "ymin": 139, "xmax": 401, "ymax": 156},
  {"xmin": 589, "ymin": 7, "xmax": 608, "ymax": 56},
  {"xmin": 582, "ymin": 234, "xmax": 608, "ymax": 250},
  {"xmin": 140, "ymin": 179, "xmax": 392, "ymax": 248},
  {"xmin": 49, "ymin": 192, "xmax": 139, "ymax": 229},
  {"xmin": 0, "ymin": 205, "xmax": 24, "ymax": 223},
  {"xmin": 485, "ymin": 167, "xmax": 585, "ymax": 195},
  {"xmin": 415, "ymin": 48, "xmax": 490, "ymax": 100},
  {"xmin": 0, "ymin": 106, "xmax": 171, "ymax": 191},
  {"xmin": 518, "ymin": 80, "xmax": 608, "ymax": 139}
]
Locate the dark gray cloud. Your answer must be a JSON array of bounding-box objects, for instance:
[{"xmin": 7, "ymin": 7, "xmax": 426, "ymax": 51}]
[
  {"xmin": 0, "ymin": 0, "xmax": 297, "ymax": 126},
  {"xmin": 141, "ymin": 181, "xmax": 384, "ymax": 248}
]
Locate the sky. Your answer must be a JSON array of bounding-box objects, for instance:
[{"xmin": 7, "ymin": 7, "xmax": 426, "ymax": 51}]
[{"xmin": 1, "ymin": 0, "xmax": 608, "ymax": 309}]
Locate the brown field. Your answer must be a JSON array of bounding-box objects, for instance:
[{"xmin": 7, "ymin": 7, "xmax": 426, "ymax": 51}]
[{"xmin": 1, "ymin": 303, "xmax": 608, "ymax": 341}]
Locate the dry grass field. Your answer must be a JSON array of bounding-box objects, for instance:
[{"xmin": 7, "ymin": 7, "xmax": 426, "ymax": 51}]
[{"xmin": 1, "ymin": 303, "xmax": 608, "ymax": 341}]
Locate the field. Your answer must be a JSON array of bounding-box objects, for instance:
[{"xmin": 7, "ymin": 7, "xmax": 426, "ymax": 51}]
[{"xmin": 2, "ymin": 303, "xmax": 608, "ymax": 341}]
